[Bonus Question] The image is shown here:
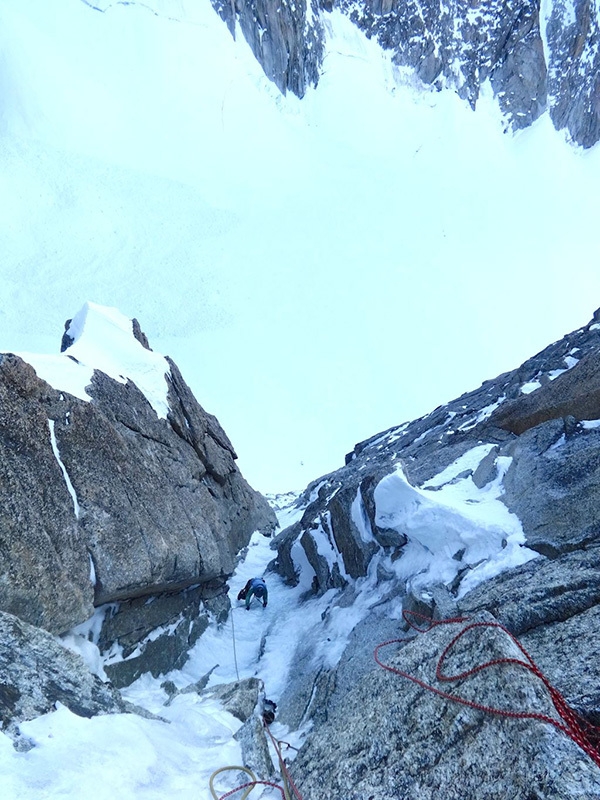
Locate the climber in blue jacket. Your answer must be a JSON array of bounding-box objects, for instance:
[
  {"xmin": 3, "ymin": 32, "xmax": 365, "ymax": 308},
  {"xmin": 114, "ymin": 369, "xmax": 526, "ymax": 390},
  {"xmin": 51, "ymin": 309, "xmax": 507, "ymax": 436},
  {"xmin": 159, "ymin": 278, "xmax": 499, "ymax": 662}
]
[{"xmin": 238, "ymin": 577, "xmax": 268, "ymax": 610}]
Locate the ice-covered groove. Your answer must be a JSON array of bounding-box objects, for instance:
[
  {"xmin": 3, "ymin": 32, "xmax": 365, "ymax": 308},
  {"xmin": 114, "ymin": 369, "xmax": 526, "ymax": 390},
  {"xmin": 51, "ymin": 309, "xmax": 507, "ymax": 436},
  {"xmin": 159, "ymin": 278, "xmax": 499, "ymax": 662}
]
[
  {"xmin": 89, "ymin": 554, "xmax": 97, "ymax": 587},
  {"xmin": 48, "ymin": 419, "xmax": 80, "ymax": 519},
  {"xmin": 351, "ymin": 486, "xmax": 374, "ymax": 543}
]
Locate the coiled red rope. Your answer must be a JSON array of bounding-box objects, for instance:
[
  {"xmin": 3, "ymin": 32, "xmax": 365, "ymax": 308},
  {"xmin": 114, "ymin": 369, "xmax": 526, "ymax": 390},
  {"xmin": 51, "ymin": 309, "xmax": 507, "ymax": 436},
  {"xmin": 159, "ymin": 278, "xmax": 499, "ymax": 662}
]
[{"xmin": 374, "ymin": 610, "xmax": 600, "ymax": 768}]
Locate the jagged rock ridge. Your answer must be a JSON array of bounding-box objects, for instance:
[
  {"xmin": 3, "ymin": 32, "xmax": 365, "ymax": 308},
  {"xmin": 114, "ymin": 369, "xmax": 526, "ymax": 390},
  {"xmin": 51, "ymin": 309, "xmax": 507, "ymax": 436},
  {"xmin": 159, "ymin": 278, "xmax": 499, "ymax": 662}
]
[
  {"xmin": 214, "ymin": 0, "xmax": 600, "ymax": 147},
  {"xmin": 269, "ymin": 309, "xmax": 600, "ymax": 796}
]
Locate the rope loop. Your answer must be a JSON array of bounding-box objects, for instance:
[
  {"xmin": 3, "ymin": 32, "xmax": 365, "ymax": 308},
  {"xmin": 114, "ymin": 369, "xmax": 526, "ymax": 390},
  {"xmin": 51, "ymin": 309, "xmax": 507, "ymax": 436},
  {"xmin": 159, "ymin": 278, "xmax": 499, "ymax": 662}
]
[{"xmin": 374, "ymin": 612, "xmax": 600, "ymax": 768}]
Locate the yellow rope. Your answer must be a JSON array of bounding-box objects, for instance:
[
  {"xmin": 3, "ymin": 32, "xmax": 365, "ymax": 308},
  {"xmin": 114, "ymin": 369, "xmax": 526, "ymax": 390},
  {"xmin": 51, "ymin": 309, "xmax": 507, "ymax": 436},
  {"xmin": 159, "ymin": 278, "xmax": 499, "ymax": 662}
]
[{"xmin": 209, "ymin": 765, "xmax": 257, "ymax": 800}]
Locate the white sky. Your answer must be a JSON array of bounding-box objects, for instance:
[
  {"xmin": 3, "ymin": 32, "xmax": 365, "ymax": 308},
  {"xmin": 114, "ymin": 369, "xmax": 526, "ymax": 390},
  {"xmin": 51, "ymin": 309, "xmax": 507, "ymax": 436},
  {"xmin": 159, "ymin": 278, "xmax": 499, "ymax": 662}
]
[{"xmin": 1, "ymin": 0, "xmax": 599, "ymax": 494}]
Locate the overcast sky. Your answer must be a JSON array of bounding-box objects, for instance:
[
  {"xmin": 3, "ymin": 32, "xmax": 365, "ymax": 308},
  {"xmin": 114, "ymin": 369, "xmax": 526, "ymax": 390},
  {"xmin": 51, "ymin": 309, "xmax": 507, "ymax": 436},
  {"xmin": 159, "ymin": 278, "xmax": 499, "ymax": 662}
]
[{"xmin": 1, "ymin": 0, "xmax": 600, "ymax": 493}]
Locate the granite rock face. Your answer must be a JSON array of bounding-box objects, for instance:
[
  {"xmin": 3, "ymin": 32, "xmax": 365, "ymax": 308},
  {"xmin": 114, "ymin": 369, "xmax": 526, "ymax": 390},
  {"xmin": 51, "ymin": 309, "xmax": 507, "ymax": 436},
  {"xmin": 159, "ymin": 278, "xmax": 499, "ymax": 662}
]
[
  {"xmin": 0, "ymin": 354, "xmax": 93, "ymax": 635},
  {"xmin": 290, "ymin": 611, "xmax": 600, "ymax": 798},
  {"xmin": 0, "ymin": 308, "xmax": 276, "ymax": 683},
  {"xmin": 211, "ymin": 0, "xmax": 600, "ymax": 147},
  {"xmin": 210, "ymin": 0, "xmax": 324, "ymax": 97},
  {"xmin": 270, "ymin": 309, "xmax": 600, "ymax": 793},
  {"xmin": 0, "ymin": 610, "xmax": 125, "ymax": 738}
]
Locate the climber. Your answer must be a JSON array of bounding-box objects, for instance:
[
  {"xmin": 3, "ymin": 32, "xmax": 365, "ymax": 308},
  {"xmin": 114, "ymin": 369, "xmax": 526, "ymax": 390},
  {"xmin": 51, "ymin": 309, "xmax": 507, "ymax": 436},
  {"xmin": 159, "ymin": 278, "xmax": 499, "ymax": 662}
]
[{"xmin": 238, "ymin": 577, "xmax": 268, "ymax": 610}]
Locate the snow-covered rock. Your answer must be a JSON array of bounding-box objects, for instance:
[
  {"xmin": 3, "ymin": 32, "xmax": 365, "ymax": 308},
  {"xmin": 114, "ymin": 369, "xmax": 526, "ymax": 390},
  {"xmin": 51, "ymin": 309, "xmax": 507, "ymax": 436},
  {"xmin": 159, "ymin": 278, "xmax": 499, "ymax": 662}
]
[
  {"xmin": 217, "ymin": 0, "xmax": 600, "ymax": 147},
  {"xmin": 266, "ymin": 308, "xmax": 600, "ymax": 796},
  {"xmin": 0, "ymin": 303, "xmax": 276, "ymax": 648}
]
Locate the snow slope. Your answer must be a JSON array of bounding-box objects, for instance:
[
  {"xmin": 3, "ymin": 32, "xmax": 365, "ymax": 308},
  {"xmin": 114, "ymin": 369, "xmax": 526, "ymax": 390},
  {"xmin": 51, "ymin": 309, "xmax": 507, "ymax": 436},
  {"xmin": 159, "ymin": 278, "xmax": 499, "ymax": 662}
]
[{"xmin": 1, "ymin": 0, "xmax": 600, "ymax": 492}]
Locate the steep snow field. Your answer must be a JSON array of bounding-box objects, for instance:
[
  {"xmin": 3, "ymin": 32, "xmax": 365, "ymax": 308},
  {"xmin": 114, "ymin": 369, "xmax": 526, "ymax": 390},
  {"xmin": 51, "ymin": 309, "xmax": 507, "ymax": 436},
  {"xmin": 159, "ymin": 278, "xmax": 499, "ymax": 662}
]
[{"xmin": 1, "ymin": 0, "xmax": 600, "ymax": 492}]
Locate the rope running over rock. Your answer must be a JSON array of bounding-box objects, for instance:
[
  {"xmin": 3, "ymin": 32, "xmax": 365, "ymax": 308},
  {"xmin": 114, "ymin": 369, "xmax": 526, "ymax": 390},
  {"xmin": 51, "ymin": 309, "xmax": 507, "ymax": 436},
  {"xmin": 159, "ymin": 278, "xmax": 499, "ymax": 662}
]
[
  {"xmin": 374, "ymin": 610, "xmax": 600, "ymax": 769},
  {"xmin": 210, "ymin": 725, "xmax": 303, "ymax": 799}
]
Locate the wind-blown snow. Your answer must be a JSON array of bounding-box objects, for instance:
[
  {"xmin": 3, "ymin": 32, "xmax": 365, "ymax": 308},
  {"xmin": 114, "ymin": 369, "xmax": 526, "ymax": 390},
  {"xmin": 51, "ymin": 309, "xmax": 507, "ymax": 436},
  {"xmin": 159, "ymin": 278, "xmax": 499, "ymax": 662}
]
[{"xmin": 374, "ymin": 447, "xmax": 538, "ymax": 596}]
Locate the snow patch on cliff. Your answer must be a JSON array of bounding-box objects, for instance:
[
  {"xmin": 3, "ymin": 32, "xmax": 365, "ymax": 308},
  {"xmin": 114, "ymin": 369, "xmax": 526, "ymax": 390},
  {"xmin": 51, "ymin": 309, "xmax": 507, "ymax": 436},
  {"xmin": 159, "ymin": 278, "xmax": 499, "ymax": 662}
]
[
  {"xmin": 374, "ymin": 447, "xmax": 538, "ymax": 596},
  {"xmin": 15, "ymin": 303, "xmax": 171, "ymax": 418}
]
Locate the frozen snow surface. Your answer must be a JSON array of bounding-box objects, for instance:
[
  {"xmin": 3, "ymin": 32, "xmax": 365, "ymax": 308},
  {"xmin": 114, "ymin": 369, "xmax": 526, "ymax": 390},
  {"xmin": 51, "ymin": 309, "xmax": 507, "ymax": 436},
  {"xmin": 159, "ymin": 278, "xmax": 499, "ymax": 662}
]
[{"xmin": 1, "ymin": 0, "xmax": 600, "ymax": 493}]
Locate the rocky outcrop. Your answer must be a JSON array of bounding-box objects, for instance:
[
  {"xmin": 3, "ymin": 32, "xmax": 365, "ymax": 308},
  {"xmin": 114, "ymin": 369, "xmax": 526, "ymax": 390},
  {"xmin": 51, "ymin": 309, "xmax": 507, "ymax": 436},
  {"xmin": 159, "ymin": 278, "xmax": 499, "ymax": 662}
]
[
  {"xmin": 341, "ymin": 0, "xmax": 546, "ymax": 128},
  {"xmin": 271, "ymin": 310, "xmax": 600, "ymax": 595},
  {"xmin": 290, "ymin": 611, "xmax": 600, "ymax": 798},
  {"xmin": 489, "ymin": 347, "xmax": 600, "ymax": 434},
  {"xmin": 0, "ymin": 610, "xmax": 125, "ymax": 742},
  {"xmin": 0, "ymin": 306, "xmax": 276, "ymax": 688},
  {"xmin": 211, "ymin": 0, "xmax": 600, "ymax": 147},
  {"xmin": 95, "ymin": 583, "xmax": 227, "ymax": 688},
  {"xmin": 546, "ymin": 0, "xmax": 600, "ymax": 148},
  {"xmin": 210, "ymin": 0, "xmax": 324, "ymax": 97},
  {"xmin": 270, "ymin": 309, "xmax": 600, "ymax": 796},
  {"xmin": 501, "ymin": 417, "xmax": 600, "ymax": 556}
]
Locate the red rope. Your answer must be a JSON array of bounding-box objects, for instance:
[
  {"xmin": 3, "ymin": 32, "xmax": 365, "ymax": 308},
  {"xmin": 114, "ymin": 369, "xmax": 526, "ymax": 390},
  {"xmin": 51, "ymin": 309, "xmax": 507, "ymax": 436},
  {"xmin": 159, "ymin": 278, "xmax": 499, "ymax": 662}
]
[
  {"xmin": 264, "ymin": 722, "xmax": 304, "ymax": 799},
  {"xmin": 214, "ymin": 725, "xmax": 304, "ymax": 799},
  {"xmin": 374, "ymin": 610, "xmax": 600, "ymax": 769}
]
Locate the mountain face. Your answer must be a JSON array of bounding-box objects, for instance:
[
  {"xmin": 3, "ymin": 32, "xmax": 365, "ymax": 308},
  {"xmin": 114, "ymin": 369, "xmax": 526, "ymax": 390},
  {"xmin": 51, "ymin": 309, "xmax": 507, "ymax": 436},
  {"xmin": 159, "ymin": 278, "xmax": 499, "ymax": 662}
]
[
  {"xmin": 269, "ymin": 309, "xmax": 600, "ymax": 796},
  {"xmin": 2, "ymin": 305, "xmax": 600, "ymax": 793},
  {"xmin": 0, "ymin": 304, "xmax": 276, "ymax": 696},
  {"xmin": 212, "ymin": 0, "xmax": 600, "ymax": 147}
]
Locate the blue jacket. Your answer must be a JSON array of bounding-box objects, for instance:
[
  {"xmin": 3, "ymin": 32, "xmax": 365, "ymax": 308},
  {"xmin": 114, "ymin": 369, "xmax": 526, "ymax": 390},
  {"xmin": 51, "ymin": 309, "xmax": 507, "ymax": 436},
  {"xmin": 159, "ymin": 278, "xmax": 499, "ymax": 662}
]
[{"xmin": 245, "ymin": 578, "xmax": 268, "ymax": 609}]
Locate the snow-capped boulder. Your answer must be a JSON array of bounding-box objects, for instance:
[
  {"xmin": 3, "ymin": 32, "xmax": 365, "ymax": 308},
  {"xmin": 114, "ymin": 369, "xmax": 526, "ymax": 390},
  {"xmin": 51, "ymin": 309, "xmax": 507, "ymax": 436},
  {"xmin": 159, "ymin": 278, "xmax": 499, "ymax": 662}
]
[{"xmin": 0, "ymin": 304, "xmax": 276, "ymax": 641}]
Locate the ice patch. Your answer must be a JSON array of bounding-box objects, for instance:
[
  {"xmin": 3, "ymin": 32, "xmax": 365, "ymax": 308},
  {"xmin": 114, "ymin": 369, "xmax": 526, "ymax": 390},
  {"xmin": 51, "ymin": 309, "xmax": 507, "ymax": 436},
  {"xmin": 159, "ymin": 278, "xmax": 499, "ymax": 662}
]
[
  {"xmin": 351, "ymin": 487, "xmax": 374, "ymax": 543},
  {"xmin": 521, "ymin": 380, "xmax": 542, "ymax": 394},
  {"xmin": 47, "ymin": 419, "xmax": 80, "ymax": 518}
]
